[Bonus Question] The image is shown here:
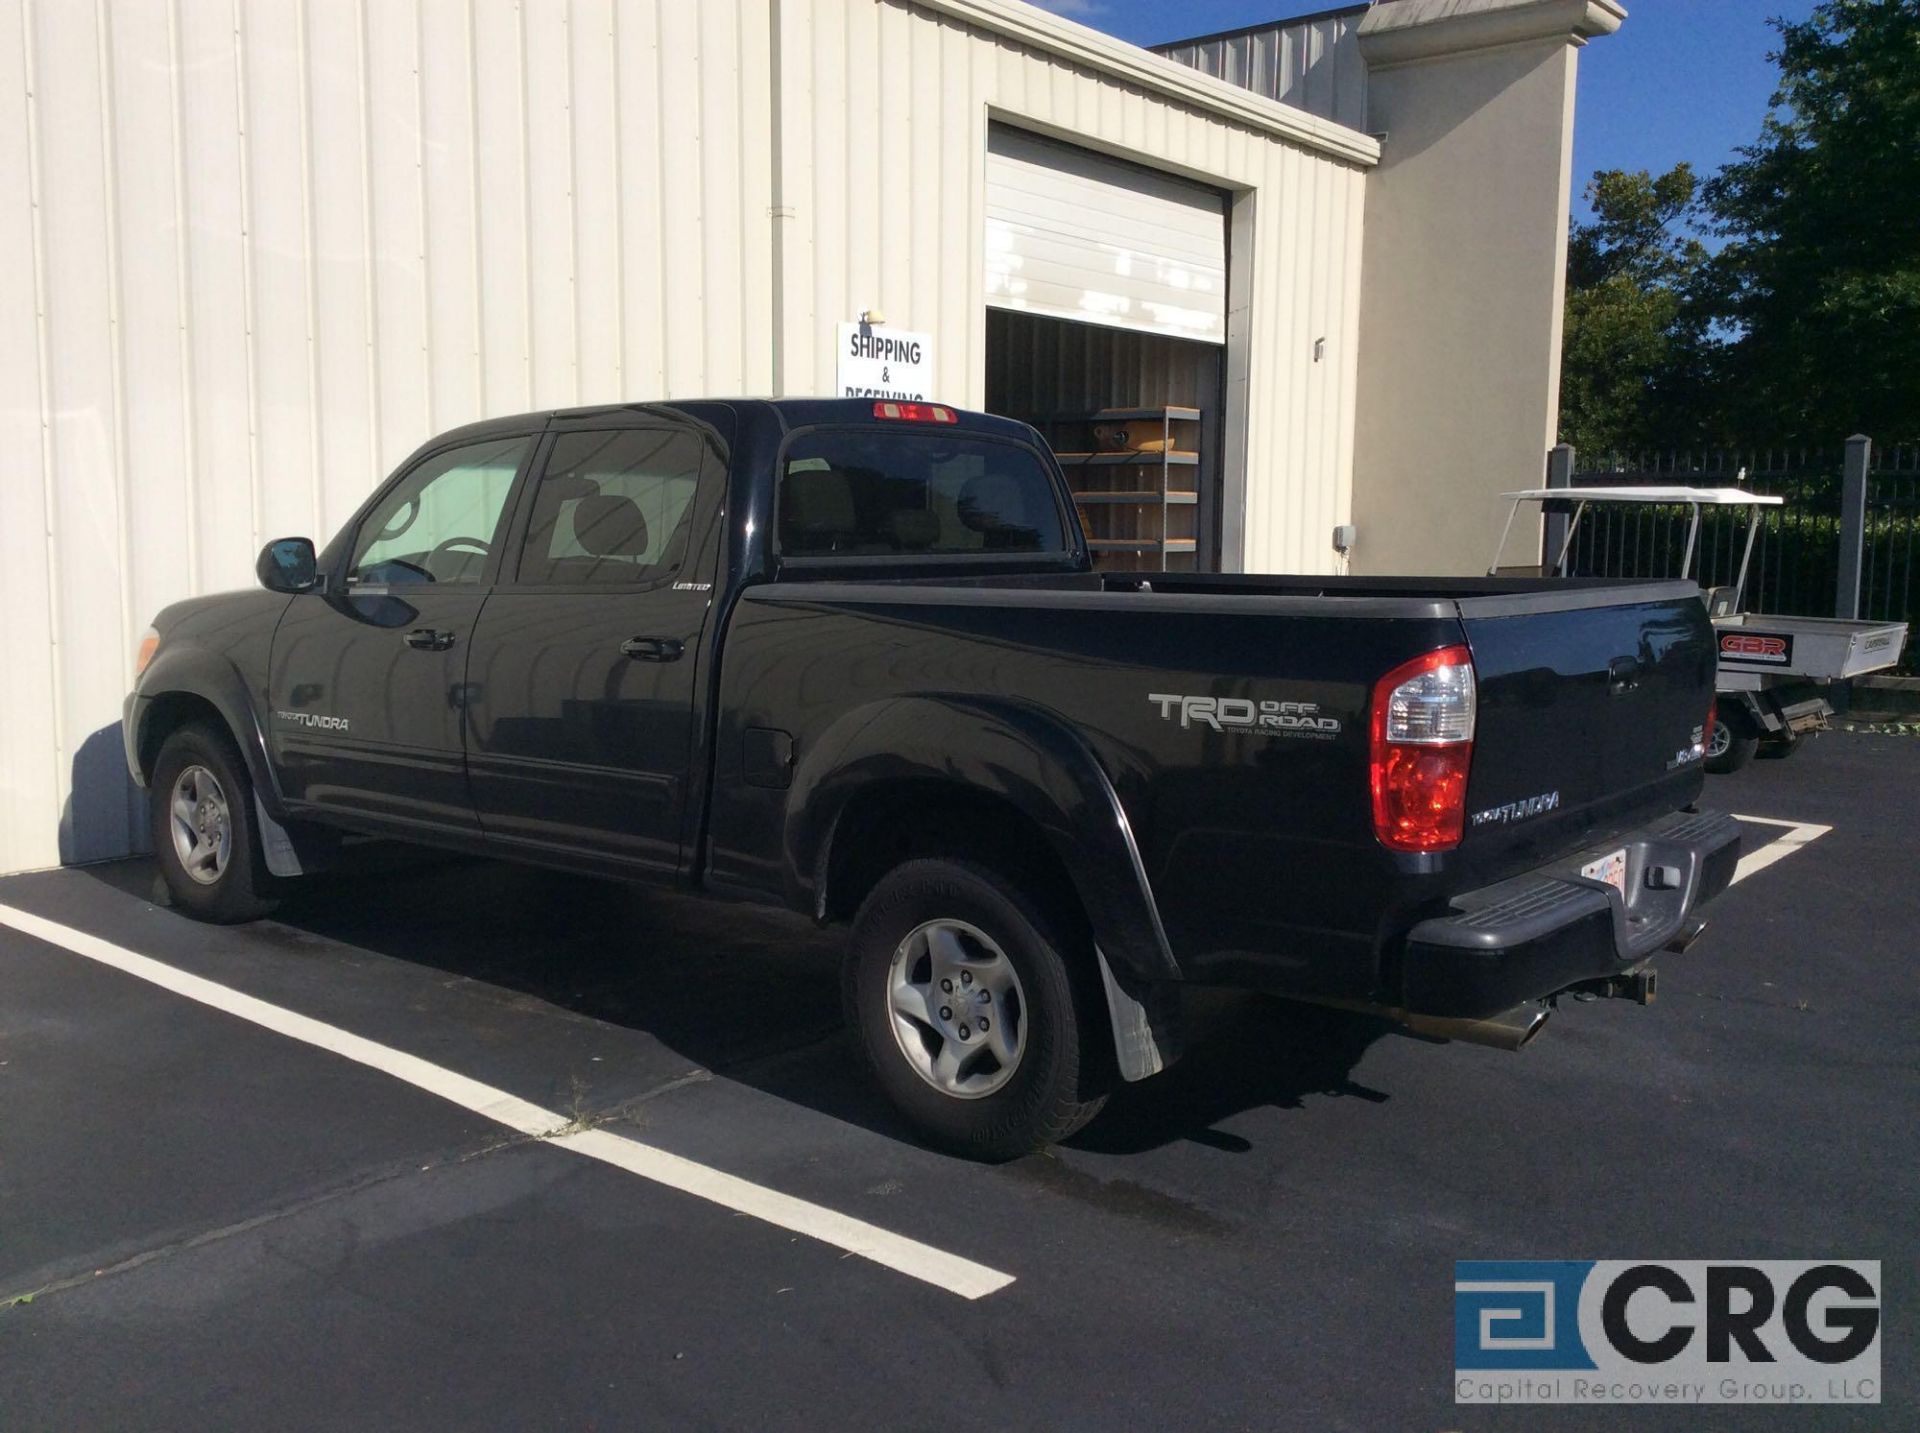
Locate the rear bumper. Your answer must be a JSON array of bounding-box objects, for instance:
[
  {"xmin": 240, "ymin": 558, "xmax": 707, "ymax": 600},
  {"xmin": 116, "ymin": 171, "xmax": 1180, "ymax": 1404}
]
[{"xmin": 1400, "ymin": 809, "xmax": 1741, "ymax": 1019}]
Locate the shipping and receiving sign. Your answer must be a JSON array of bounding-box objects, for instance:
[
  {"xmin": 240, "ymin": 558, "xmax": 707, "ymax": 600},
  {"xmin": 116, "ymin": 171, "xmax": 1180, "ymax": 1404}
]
[{"xmin": 836, "ymin": 322, "xmax": 934, "ymax": 401}]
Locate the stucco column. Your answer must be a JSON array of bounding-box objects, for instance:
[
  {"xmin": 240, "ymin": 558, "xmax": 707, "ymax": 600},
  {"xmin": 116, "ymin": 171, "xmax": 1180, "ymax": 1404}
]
[{"xmin": 1347, "ymin": 0, "xmax": 1625, "ymax": 575}]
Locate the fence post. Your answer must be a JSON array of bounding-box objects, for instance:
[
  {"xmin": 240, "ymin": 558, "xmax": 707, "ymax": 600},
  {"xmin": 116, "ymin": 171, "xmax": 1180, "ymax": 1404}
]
[
  {"xmin": 1544, "ymin": 443, "xmax": 1575, "ymax": 572},
  {"xmin": 1836, "ymin": 434, "xmax": 1871, "ymax": 619}
]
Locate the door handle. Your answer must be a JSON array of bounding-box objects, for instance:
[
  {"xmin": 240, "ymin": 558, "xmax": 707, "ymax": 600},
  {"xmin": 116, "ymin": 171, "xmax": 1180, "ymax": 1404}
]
[
  {"xmin": 1607, "ymin": 655, "xmax": 1642, "ymax": 694},
  {"xmin": 405, "ymin": 628, "xmax": 455, "ymax": 652},
  {"xmin": 620, "ymin": 636, "xmax": 684, "ymax": 662}
]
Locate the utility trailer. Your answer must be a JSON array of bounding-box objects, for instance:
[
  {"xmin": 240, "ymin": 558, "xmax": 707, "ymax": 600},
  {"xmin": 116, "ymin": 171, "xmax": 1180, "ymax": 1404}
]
[{"xmin": 1491, "ymin": 485, "xmax": 1910, "ymax": 773}]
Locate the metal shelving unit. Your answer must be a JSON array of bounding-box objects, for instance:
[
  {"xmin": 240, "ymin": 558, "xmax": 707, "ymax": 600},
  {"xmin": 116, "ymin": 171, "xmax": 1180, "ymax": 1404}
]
[{"xmin": 1039, "ymin": 406, "xmax": 1202, "ymax": 572}]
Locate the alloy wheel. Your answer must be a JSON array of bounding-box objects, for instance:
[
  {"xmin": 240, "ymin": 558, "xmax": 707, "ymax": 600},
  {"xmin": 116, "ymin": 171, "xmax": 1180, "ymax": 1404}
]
[
  {"xmin": 886, "ymin": 919, "xmax": 1027, "ymax": 1099},
  {"xmin": 169, "ymin": 764, "xmax": 233, "ymax": 886}
]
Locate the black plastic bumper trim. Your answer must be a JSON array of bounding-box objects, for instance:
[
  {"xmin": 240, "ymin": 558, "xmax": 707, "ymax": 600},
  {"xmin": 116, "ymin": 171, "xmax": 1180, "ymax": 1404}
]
[{"xmin": 1401, "ymin": 809, "xmax": 1742, "ymax": 1019}]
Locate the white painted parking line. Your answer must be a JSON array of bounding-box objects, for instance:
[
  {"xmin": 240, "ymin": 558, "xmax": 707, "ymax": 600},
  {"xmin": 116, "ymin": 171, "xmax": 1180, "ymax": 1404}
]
[
  {"xmin": 0, "ymin": 902, "xmax": 1014, "ymax": 1301},
  {"xmin": 1729, "ymin": 814, "xmax": 1833, "ymax": 885}
]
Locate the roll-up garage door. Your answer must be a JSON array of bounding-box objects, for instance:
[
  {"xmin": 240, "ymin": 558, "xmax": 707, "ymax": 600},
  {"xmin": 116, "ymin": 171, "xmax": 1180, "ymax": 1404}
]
[{"xmin": 984, "ymin": 126, "xmax": 1228, "ymax": 345}]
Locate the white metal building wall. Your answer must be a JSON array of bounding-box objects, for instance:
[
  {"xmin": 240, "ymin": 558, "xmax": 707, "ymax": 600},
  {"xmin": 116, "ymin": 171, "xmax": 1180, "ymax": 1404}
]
[
  {"xmin": 1, "ymin": 0, "xmax": 1373, "ymax": 874},
  {"xmin": 774, "ymin": 0, "xmax": 1371, "ymax": 577},
  {"xmin": 0, "ymin": 0, "xmax": 773, "ymax": 872}
]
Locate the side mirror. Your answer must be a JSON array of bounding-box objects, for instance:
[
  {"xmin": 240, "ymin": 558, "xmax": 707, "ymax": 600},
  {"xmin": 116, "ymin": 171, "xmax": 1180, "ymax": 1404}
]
[{"xmin": 257, "ymin": 536, "xmax": 319, "ymax": 593}]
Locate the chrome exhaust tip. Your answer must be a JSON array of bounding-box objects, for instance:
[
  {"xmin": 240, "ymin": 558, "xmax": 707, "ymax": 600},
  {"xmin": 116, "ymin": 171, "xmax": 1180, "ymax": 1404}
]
[
  {"xmin": 1665, "ymin": 915, "xmax": 1710, "ymax": 954},
  {"xmin": 1403, "ymin": 1000, "xmax": 1551, "ymax": 1052}
]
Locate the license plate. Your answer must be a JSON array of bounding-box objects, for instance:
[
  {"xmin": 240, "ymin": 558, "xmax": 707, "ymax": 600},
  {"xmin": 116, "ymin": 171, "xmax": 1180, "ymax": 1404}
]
[{"xmin": 1581, "ymin": 848, "xmax": 1628, "ymax": 896}]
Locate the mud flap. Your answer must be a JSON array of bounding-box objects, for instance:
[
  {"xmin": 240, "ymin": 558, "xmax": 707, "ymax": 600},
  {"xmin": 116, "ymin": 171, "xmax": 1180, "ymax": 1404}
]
[
  {"xmin": 1094, "ymin": 945, "xmax": 1182, "ymax": 1082},
  {"xmin": 254, "ymin": 794, "xmax": 304, "ymax": 878}
]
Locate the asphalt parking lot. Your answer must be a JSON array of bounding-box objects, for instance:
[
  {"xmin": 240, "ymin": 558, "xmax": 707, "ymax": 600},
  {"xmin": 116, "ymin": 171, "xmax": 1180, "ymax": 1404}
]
[{"xmin": 2, "ymin": 732, "xmax": 1914, "ymax": 1429}]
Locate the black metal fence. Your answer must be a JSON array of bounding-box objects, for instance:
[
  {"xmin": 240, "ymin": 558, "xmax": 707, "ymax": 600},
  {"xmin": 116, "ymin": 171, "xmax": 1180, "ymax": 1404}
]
[
  {"xmin": 1565, "ymin": 449, "xmax": 1839, "ymax": 615},
  {"xmin": 1559, "ymin": 439, "xmax": 1918, "ymax": 669},
  {"xmin": 1861, "ymin": 444, "xmax": 1920, "ymax": 634}
]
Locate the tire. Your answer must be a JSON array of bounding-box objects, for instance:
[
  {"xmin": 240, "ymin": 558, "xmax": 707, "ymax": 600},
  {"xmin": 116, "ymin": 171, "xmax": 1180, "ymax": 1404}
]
[
  {"xmin": 1704, "ymin": 719, "xmax": 1757, "ymax": 775},
  {"xmin": 149, "ymin": 721, "xmax": 279, "ymax": 923},
  {"xmin": 844, "ymin": 858, "xmax": 1110, "ymax": 1161}
]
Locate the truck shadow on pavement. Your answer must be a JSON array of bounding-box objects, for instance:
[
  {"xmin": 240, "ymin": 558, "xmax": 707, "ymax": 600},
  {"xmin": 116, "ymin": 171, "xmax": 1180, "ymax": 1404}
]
[
  {"xmin": 79, "ymin": 848, "xmax": 1394, "ymax": 1157},
  {"xmin": 1071, "ymin": 995, "xmax": 1393, "ymax": 1155}
]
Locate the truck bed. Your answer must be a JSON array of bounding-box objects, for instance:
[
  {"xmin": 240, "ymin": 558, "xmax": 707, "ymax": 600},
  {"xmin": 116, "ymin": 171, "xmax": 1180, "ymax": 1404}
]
[
  {"xmin": 1714, "ymin": 612, "xmax": 1909, "ymax": 681},
  {"xmin": 800, "ymin": 566, "xmax": 1698, "ymax": 617},
  {"xmin": 707, "ymin": 569, "xmax": 1714, "ymax": 1011}
]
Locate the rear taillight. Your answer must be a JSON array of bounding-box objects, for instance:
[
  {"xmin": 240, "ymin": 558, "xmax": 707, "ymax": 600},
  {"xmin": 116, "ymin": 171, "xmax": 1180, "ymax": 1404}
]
[
  {"xmin": 1704, "ymin": 696, "xmax": 1717, "ymax": 746},
  {"xmin": 1370, "ymin": 644, "xmax": 1476, "ymax": 852},
  {"xmin": 872, "ymin": 401, "xmax": 957, "ymax": 424}
]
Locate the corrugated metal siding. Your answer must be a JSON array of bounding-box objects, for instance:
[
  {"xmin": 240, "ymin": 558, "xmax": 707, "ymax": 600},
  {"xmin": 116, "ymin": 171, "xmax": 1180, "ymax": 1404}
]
[
  {"xmin": 985, "ymin": 309, "xmax": 1222, "ymax": 439},
  {"xmin": 0, "ymin": 0, "xmax": 772, "ymax": 873},
  {"xmin": 1, "ymin": 0, "xmax": 1366, "ymax": 873},
  {"xmin": 1155, "ymin": 11, "xmax": 1371, "ymax": 133}
]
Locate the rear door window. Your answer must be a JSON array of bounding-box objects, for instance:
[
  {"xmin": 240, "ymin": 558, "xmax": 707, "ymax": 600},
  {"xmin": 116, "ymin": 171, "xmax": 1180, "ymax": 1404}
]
[
  {"xmin": 777, "ymin": 431, "xmax": 1066, "ymax": 558},
  {"xmin": 513, "ymin": 428, "xmax": 716, "ymax": 586}
]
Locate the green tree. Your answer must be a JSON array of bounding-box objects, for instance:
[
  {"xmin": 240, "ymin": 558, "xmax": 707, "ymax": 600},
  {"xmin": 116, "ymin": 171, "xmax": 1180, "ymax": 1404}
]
[
  {"xmin": 1702, "ymin": 0, "xmax": 1920, "ymax": 440},
  {"xmin": 1558, "ymin": 165, "xmax": 1712, "ymax": 456}
]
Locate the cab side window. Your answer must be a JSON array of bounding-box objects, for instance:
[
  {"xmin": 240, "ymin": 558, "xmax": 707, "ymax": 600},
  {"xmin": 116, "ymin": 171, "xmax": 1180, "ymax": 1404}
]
[
  {"xmin": 514, "ymin": 429, "xmax": 713, "ymax": 586},
  {"xmin": 350, "ymin": 435, "xmax": 534, "ymax": 585}
]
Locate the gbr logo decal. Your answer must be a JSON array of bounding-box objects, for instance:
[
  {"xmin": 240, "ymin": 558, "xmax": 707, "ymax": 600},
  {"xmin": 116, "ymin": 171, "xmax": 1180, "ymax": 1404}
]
[{"xmin": 1720, "ymin": 631, "xmax": 1792, "ymax": 665}]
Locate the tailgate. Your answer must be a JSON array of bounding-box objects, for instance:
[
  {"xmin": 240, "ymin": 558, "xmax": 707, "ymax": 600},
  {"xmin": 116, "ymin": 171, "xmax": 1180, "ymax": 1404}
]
[{"xmin": 1455, "ymin": 584, "xmax": 1716, "ymax": 868}]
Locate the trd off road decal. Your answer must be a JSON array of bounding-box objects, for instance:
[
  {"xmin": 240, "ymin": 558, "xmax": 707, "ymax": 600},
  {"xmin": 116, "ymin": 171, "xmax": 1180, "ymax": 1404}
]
[{"xmin": 1148, "ymin": 693, "xmax": 1341, "ymax": 738}]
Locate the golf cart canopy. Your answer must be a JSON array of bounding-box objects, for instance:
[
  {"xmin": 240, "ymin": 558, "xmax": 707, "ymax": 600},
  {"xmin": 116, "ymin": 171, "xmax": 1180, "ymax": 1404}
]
[
  {"xmin": 1490, "ymin": 483, "xmax": 1787, "ymax": 602},
  {"xmin": 1499, "ymin": 487, "xmax": 1784, "ymax": 506},
  {"xmin": 1490, "ymin": 485, "xmax": 1908, "ymax": 765}
]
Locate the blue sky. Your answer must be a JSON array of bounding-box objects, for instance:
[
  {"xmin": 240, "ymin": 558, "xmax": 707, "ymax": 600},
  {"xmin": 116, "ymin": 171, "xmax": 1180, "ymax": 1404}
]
[{"xmin": 1030, "ymin": 0, "xmax": 1821, "ymax": 224}]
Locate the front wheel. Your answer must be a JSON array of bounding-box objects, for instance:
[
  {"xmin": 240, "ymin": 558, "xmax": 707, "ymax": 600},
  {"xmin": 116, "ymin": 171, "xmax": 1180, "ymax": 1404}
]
[
  {"xmin": 150, "ymin": 722, "xmax": 280, "ymax": 923},
  {"xmin": 1705, "ymin": 718, "xmax": 1757, "ymax": 774},
  {"xmin": 844, "ymin": 859, "xmax": 1110, "ymax": 1161}
]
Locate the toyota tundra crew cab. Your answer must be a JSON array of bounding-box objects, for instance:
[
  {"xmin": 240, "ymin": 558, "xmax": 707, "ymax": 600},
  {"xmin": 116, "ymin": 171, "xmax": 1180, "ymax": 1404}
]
[{"xmin": 126, "ymin": 399, "xmax": 1740, "ymax": 1159}]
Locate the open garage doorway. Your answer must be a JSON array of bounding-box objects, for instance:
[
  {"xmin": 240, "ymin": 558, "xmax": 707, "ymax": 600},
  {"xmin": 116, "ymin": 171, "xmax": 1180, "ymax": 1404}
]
[
  {"xmin": 986, "ymin": 311, "xmax": 1226, "ymax": 572},
  {"xmin": 981, "ymin": 126, "xmax": 1230, "ymax": 572}
]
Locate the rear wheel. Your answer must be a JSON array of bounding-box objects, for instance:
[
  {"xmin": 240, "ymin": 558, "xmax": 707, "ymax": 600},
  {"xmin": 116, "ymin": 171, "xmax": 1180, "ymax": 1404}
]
[
  {"xmin": 150, "ymin": 722, "xmax": 279, "ymax": 923},
  {"xmin": 845, "ymin": 859, "xmax": 1109, "ymax": 1161},
  {"xmin": 1705, "ymin": 718, "xmax": 1757, "ymax": 774}
]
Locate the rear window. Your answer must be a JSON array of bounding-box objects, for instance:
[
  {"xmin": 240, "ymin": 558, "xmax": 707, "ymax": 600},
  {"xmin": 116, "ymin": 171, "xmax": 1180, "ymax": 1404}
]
[
  {"xmin": 514, "ymin": 429, "xmax": 712, "ymax": 586},
  {"xmin": 776, "ymin": 430, "xmax": 1066, "ymax": 558}
]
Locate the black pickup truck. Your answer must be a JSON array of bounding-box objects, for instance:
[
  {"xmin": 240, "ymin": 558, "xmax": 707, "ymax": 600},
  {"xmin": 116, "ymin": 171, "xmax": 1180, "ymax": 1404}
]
[{"xmin": 126, "ymin": 398, "xmax": 1739, "ymax": 1158}]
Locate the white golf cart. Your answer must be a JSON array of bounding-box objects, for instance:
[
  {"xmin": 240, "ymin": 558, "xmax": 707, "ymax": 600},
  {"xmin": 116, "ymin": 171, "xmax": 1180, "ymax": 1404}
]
[{"xmin": 1491, "ymin": 485, "xmax": 1909, "ymax": 774}]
